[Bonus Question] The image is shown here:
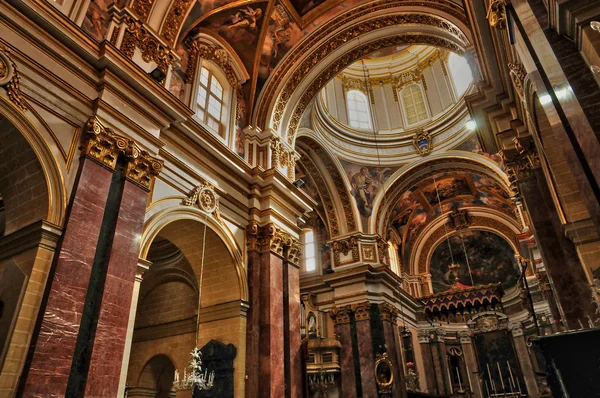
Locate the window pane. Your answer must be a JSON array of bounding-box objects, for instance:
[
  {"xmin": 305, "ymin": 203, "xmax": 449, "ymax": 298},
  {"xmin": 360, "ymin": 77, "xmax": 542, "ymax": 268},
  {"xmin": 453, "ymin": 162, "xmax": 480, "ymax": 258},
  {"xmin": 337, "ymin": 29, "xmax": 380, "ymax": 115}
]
[
  {"xmin": 347, "ymin": 90, "xmax": 371, "ymax": 129},
  {"xmin": 200, "ymin": 67, "xmax": 209, "ymax": 86},
  {"xmin": 305, "ymin": 258, "xmax": 316, "ymax": 272},
  {"xmin": 448, "ymin": 54, "xmax": 473, "ymax": 97},
  {"xmin": 211, "ymin": 79, "xmax": 223, "ymax": 98},
  {"xmin": 305, "ymin": 230, "xmax": 314, "ymax": 243},
  {"xmin": 196, "ymin": 109, "xmax": 205, "ymax": 120},
  {"xmin": 305, "ymin": 243, "xmax": 315, "ymax": 258}
]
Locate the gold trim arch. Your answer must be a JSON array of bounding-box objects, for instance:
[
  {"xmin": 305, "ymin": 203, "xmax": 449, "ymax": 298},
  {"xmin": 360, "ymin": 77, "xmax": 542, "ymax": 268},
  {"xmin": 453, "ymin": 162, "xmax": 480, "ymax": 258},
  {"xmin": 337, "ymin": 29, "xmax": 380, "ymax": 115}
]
[
  {"xmin": 139, "ymin": 205, "xmax": 249, "ymax": 302},
  {"xmin": 0, "ymin": 95, "xmax": 67, "ymax": 228}
]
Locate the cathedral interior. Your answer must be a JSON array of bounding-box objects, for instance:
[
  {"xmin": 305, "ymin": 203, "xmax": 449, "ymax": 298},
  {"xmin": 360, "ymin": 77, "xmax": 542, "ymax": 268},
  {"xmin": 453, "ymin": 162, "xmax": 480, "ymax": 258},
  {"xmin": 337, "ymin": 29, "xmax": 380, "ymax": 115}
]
[{"xmin": 1, "ymin": 0, "xmax": 600, "ymax": 397}]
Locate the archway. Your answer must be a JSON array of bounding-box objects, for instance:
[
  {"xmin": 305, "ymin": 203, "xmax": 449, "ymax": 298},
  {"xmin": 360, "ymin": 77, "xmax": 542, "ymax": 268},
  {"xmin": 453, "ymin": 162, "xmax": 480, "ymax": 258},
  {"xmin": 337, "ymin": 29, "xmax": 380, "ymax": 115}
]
[
  {"xmin": 128, "ymin": 354, "xmax": 177, "ymax": 398},
  {"xmin": 126, "ymin": 215, "xmax": 247, "ymax": 397}
]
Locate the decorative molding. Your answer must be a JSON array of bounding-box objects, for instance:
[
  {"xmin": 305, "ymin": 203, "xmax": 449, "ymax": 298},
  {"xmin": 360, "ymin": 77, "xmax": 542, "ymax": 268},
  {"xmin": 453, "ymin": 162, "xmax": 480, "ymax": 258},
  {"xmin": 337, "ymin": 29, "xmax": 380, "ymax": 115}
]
[
  {"xmin": 379, "ymin": 302, "xmax": 398, "ymax": 323},
  {"xmin": 448, "ymin": 209, "xmax": 470, "ymax": 231},
  {"xmin": 458, "ymin": 330, "xmax": 472, "ymax": 344},
  {"xmin": 161, "ymin": 0, "xmax": 195, "ymax": 46},
  {"xmin": 81, "ymin": 117, "xmax": 163, "ymax": 189},
  {"xmin": 182, "ymin": 178, "xmax": 224, "ymax": 224},
  {"xmin": 130, "ymin": 0, "xmax": 154, "ymax": 21},
  {"xmin": 508, "ymin": 321, "xmax": 524, "ymax": 337},
  {"xmin": 486, "ymin": 0, "xmax": 507, "ymax": 30},
  {"xmin": 467, "ymin": 312, "xmax": 509, "ymax": 334},
  {"xmin": 0, "ymin": 42, "xmax": 25, "ymax": 111},
  {"xmin": 352, "ymin": 301, "xmax": 372, "ymax": 321},
  {"xmin": 184, "ymin": 39, "xmax": 242, "ymax": 88},
  {"xmin": 329, "ymin": 305, "xmax": 352, "ymax": 325},
  {"xmin": 121, "ymin": 16, "xmax": 175, "ymax": 80},
  {"xmin": 501, "ymin": 136, "xmax": 541, "ymax": 187},
  {"xmin": 508, "ymin": 61, "xmax": 527, "ymax": 100},
  {"xmin": 331, "ymin": 235, "xmax": 360, "ymax": 266}
]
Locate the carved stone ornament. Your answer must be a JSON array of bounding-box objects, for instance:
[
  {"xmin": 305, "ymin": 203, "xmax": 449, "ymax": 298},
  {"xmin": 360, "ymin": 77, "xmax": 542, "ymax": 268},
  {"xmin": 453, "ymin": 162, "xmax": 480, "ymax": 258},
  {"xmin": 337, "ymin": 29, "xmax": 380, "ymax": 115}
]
[
  {"xmin": 121, "ymin": 16, "xmax": 174, "ymax": 80},
  {"xmin": 352, "ymin": 302, "xmax": 372, "ymax": 321},
  {"xmin": 245, "ymin": 222, "xmax": 301, "ymax": 265},
  {"xmin": 487, "ymin": 0, "xmax": 507, "ymax": 30},
  {"xmin": 329, "ymin": 305, "xmax": 352, "ymax": 325},
  {"xmin": 182, "ymin": 178, "xmax": 224, "ymax": 224},
  {"xmin": 508, "ymin": 62, "xmax": 527, "ymax": 100},
  {"xmin": 81, "ymin": 117, "xmax": 163, "ymax": 189},
  {"xmin": 379, "ymin": 302, "xmax": 398, "ymax": 323},
  {"xmin": 413, "ymin": 130, "xmax": 432, "ymax": 156},
  {"xmin": 501, "ymin": 136, "xmax": 541, "ymax": 183},
  {"xmin": 0, "ymin": 42, "xmax": 25, "ymax": 110},
  {"xmin": 449, "ymin": 209, "xmax": 470, "ymax": 230},
  {"xmin": 374, "ymin": 352, "xmax": 394, "ymax": 394},
  {"xmin": 332, "ymin": 235, "xmax": 360, "ymax": 266}
]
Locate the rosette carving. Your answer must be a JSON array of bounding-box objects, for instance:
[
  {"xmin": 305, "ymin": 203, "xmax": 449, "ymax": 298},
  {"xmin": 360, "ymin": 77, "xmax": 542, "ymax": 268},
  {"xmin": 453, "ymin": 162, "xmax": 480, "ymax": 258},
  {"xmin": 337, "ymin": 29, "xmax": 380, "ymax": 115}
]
[{"xmin": 182, "ymin": 177, "xmax": 224, "ymax": 224}]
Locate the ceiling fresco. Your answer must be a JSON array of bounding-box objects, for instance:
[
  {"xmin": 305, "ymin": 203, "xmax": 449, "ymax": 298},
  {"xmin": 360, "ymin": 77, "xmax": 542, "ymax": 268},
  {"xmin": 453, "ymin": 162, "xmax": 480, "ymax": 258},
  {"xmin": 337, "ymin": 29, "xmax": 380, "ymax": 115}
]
[
  {"xmin": 83, "ymin": 0, "xmax": 114, "ymax": 41},
  {"xmin": 455, "ymin": 133, "xmax": 504, "ymax": 170},
  {"xmin": 388, "ymin": 171, "xmax": 513, "ymax": 262},
  {"xmin": 430, "ymin": 230, "xmax": 520, "ymax": 294}
]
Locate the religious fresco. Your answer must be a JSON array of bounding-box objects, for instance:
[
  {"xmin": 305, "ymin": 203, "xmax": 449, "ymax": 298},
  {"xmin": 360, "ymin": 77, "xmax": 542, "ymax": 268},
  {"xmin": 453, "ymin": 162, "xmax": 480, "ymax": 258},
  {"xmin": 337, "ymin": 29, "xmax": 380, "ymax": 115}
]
[
  {"xmin": 365, "ymin": 45, "xmax": 410, "ymax": 59},
  {"xmin": 289, "ymin": 0, "xmax": 328, "ymax": 16},
  {"xmin": 257, "ymin": 4, "xmax": 303, "ymax": 99},
  {"xmin": 198, "ymin": 3, "xmax": 268, "ymax": 74},
  {"xmin": 420, "ymin": 175, "xmax": 474, "ymax": 207},
  {"xmin": 82, "ymin": 0, "xmax": 114, "ymax": 41},
  {"xmin": 339, "ymin": 160, "xmax": 395, "ymax": 221},
  {"xmin": 235, "ymin": 95, "xmax": 247, "ymax": 157},
  {"xmin": 456, "ymin": 134, "xmax": 504, "ymax": 170},
  {"xmin": 429, "ymin": 230, "xmax": 519, "ymax": 293}
]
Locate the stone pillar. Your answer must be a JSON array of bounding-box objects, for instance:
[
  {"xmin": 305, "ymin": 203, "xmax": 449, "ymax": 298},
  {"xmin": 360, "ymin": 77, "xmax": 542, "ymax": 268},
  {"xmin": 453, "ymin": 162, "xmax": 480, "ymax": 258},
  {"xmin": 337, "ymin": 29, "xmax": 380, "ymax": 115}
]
[
  {"xmin": 380, "ymin": 303, "xmax": 406, "ymax": 398},
  {"xmin": 245, "ymin": 222, "xmax": 300, "ymax": 398},
  {"xmin": 510, "ymin": 323, "xmax": 539, "ymax": 398},
  {"xmin": 459, "ymin": 331, "xmax": 482, "ymax": 398},
  {"xmin": 352, "ymin": 302, "xmax": 378, "ymax": 397},
  {"xmin": 418, "ymin": 330, "xmax": 449, "ymax": 396},
  {"xmin": 330, "ymin": 306, "xmax": 357, "ymax": 398},
  {"xmin": 84, "ymin": 148, "xmax": 161, "ymax": 397},
  {"xmin": 418, "ymin": 332, "xmax": 438, "ymax": 395},
  {"xmin": 20, "ymin": 124, "xmax": 116, "ymax": 396},
  {"xmin": 117, "ymin": 260, "xmax": 150, "ymax": 397},
  {"xmin": 504, "ymin": 138, "xmax": 597, "ymax": 329}
]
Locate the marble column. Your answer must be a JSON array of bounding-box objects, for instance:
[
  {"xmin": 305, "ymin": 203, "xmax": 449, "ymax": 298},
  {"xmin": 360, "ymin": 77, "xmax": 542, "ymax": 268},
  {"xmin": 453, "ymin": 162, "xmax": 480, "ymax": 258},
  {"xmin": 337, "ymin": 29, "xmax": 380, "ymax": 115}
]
[
  {"xmin": 117, "ymin": 260, "xmax": 150, "ymax": 397},
  {"xmin": 83, "ymin": 152, "xmax": 161, "ymax": 397},
  {"xmin": 503, "ymin": 137, "xmax": 597, "ymax": 329},
  {"xmin": 330, "ymin": 306, "xmax": 357, "ymax": 398},
  {"xmin": 430, "ymin": 332, "xmax": 451, "ymax": 396},
  {"xmin": 20, "ymin": 132, "xmax": 116, "ymax": 396},
  {"xmin": 418, "ymin": 332, "xmax": 438, "ymax": 395},
  {"xmin": 245, "ymin": 223, "xmax": 299, "ymax": 398},
  {"xmin": 380, "ymin": 303, "xmax": 406, "ymax": 398},
  {"xmin": 459, "ymin": 331, "xmax": 483, "ymax": 398},
  {"xmin": 352, "ymin": 302, "xmax": 378, "ymax": 397},
  {"xmin": 286, "ymin": 246, "xmax": 303, "ymax": 398},
  {"xmin": 510, "ymin": 323, "xmax": 539, "ymax": 398}
]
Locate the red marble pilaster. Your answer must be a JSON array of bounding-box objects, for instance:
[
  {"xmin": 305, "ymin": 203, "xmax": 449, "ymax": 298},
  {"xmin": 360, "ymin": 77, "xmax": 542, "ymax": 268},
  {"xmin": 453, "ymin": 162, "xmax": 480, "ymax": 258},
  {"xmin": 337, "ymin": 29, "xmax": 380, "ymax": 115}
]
[
  {"xmin": 244, "ymin": 246, "xmax": 261, "ymax": 398},
  {"xmin": 419, "ymin": 340, "xmax": 438, "ymax": 394},
  {"xmin": 21, "ymin": 158, "xmax": 113, "ymax": 396},
  {"xmin": 287, "ymin": 262, "xmax": 303, "ymax": 397},
  {"xmin": 330, "ymin": 307, "xmax": 356, "ymax": 398},
  {"xmin": 353, "ymin": 303, "xmax": 377, "ymax": 397},
  {"xmin": 381, "ymin": 308, "xmax": 405, "ymax": 398},
  {"xmin": 259, "ymin": 251, "xmax": 285, "ymax": 397},
  {"xmin": 84, "ymin": 178, "xmax": 150, "ymax": 396}
]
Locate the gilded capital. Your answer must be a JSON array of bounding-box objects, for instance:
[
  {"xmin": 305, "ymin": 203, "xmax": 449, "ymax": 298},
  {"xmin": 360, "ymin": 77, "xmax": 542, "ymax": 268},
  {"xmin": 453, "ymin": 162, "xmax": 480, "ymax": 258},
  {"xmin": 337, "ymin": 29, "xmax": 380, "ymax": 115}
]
[
  {"xmin": 0, "ymin": 41, "xmax": 25, "ymax": 111},
  {"xmin": 330, "ymin": 305, "xmax": 352, "ymax": 325},
  {"xmin": 125, "ymin": 150, "xmax": 163, "ymax": 190},
  {"xmin": 352, "ymin": 301, "xmax": 372, "ymax": 321},
  {"xmin": 245, "ymin": 222, "xmax": 301, "ymax": 264},
  {"xmin": 487, "ymin": 0, "xmax": 507, "ymax": 30},
  {"xmin": 379, "ymin": 302, "xmax": 398, "ymax": 323}
]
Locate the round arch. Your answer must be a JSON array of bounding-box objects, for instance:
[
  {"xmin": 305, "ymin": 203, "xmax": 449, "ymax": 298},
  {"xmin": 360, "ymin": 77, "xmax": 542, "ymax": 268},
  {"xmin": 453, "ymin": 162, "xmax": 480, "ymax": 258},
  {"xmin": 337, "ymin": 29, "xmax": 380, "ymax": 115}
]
[
  {"xmin": 0, "ymin": 96, "xmax": 67, "ymax": 229},
  {"xmin": 253, "ymin": 9, "xmax": 473, "ymax": 145},
  {"xmin": 140, "ymin": 205, "xmax": 248, "ymax": 302}
]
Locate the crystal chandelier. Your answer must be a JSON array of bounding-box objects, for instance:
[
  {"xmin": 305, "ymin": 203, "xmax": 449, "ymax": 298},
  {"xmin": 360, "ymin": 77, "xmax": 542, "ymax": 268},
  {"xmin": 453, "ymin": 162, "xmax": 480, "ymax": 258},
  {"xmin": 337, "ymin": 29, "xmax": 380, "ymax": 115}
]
[{"xmin": 173, "ymin": 348, "xmax": 215, "ymax": 391}]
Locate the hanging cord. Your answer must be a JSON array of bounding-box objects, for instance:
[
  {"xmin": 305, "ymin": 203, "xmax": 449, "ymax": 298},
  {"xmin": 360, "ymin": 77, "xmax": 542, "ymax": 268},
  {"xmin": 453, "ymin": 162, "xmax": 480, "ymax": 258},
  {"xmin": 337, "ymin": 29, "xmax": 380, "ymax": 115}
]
[
  {"xmin": 433, "ymin": 175, "xmax": 456, "ymax": 266},
  {"xmin": 459, "ymin": 232, "xmax": 476, "ymax": 286},
  {"xmin": 195, "ymin": 212, "xmax": 209, "ymax": 346}
]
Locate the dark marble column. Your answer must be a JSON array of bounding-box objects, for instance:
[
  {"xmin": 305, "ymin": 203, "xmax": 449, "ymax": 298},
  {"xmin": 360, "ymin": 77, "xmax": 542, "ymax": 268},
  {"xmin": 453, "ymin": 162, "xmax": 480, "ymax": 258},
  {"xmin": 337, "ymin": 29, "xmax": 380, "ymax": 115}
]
[
  {"xmin": 418, "ymin": 334, "xmax": 438, "ymax": 395},
  {"xmin": 510, "ymin": 323, "xmax": 539, "ymax": 398},
  {"xmin": 20, "ymin": 139, "xmax": 115, "ymax": 396},
  {"xmin": 84, "ymin": 154, "xmax": 161, "ymax": 397},
  {"xmin": 430, "ymin": 334, "xmax": 451, "ymax": 396},
  {"xmin": 353, "ymin": 302, "xmax": 378, "ymax": 397},
  {"xmin": 330, "ymin": 306, "xmax": 357, "ymax": 398},
  {"xmin": 460, "ymin": 331, "xmax": 483, "ymax": 398},
  {"xmin": 380, "ymin": 303, "xmax": 406, "ymax": 398}
]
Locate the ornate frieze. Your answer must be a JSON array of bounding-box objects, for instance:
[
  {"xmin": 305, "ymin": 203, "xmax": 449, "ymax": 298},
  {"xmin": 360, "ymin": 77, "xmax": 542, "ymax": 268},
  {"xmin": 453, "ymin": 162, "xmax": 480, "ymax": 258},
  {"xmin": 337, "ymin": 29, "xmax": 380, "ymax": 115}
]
[
  {"xmin": 448, "ymin": 209, "xmax": 470, "ymax": 231},
  {"xmin": 468, "ymin": 313, "xmax": 509, "ymax": 334},
  {"xmin": 130, "ymin": 0, "xmax": 154, "ymax": 21},
  {"xmin": 270, "ymin": 136, "xmax": 299, "ymax": 180},
  {"xmin": 487, "ymin": 0, "xmax": 507, "ymax": 30},
  {"xmin": 81, "ymin": 117, "xmax": 163, "ymax": 189},
  {"xmin": 352, "ymin": 302, "xmax": 372, "ymax": 321},
  {"xmin": 121, "ymin": 16, "xmax": 175, "ymax": 79},
  {"xmin": 330, "ymin": 305, "xmax": 353, "ymax": 325},
  {"xmin": 501, "ymin": 136, "xmax": 541, "ymax": 184},
  {"xmin": 0, "ymin": 42, "xmax": 25, "ymax": 110},
  {"xmin": 182, "ymin": 177, "xmax": 224, "ymax": 224},
  {"xmin": 332, "ymin": 235, "xmax": 360, "ymax": 266}
]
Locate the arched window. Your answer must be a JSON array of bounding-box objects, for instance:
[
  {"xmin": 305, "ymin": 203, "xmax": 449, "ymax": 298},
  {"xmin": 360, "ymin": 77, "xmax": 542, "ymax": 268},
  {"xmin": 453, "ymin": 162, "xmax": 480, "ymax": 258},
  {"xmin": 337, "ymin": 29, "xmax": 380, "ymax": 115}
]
[
  {"xmin": 402, "ymin": 85, "xmax": 428, "ymax": 125},
  {"xmin": 346, "ymin": 90, "xmax": 372, "ymax": 129},
  {"xmin": 196, "ymin": 66, "xmax": 226, "ymax": 138},
  {"xmin": 447, "ymin": 53, "xmax": 473, "ymax": 98},
  {"xmin": 304, "ymin": 229, "xmax": 316, "ymax": 272},
  {"xmin": 388, "ymin": 242, "xmax": 400, "ymax": 276}
]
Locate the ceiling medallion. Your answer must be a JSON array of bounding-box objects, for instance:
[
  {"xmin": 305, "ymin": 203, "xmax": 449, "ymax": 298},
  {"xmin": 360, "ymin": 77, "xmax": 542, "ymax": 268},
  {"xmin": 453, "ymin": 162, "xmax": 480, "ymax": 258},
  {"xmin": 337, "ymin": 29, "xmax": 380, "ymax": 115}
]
[{"xmin": 412, "ymin": 130, "xmax": 432, "ymax": 156}]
